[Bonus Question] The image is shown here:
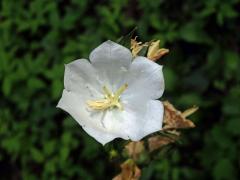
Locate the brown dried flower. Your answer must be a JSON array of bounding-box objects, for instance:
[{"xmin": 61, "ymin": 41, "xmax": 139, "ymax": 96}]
[
  {"xmin": 163, "ymin": 101, "xmax": 197, "ymax": 130},
  {"xmin": 147, "ymin": 40, "xmax": 169, "ymax": 61},
  {"xmin": 130, "ymin": 37, "xmax": 147, "ymax": 57},
  {"xmin": 113, "ymin": 159, "xmax": 141, "ymax": 180},
  {"xmin": 125, "ymin": 141, "xmax": 145, "ymax": 160},
  {"xmin": 148, "ymin": 135, "xmax": 178, "ymax": 152}
]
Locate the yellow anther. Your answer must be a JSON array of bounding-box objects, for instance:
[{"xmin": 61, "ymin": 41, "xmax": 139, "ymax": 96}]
[{"xmin": 86, "ymin": 84, "xmax": 128, "ymax": 111}]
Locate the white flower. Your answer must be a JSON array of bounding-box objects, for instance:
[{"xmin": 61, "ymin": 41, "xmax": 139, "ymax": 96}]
[{"xmin": 57, "ymin": 40, "xmax": 165, "ymax": 145}]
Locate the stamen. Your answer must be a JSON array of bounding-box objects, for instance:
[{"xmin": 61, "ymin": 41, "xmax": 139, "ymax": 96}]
[
  {"xmin": 103, "ymin": 86, "xmax": 112, "ymax": 98},
  {"xmin": 87, "ymin": 99, "xmax": 111, "ymax": 110},
  {"xmin": 114, "ymin": 84, "xmax": 128, "ymax": 98},
  {"xmin": 86, "ymin": 84, "xmax": 128, "ymax": 111}
]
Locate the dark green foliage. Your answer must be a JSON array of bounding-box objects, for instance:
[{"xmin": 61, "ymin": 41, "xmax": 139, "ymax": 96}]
[{"xmin": 0, "ymin": 0, "xmax": 239, "ymax": 179}]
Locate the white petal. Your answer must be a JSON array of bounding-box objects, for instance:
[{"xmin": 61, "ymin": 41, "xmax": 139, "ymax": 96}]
[
  {"xmin": 64, "ymin": 59, "xmax": 102, "ymax": 98},
  {"xmin": 103, "ymin": 100, "xmax": 163, "ymax": 141},
  {"xmin": 140, "ymin": 100, "xmax": 164, "ymax": 138},
  {"xmin": 57, "ymin": 90, "xmax": 103, "ymax": 129},
  {"xmin": 57, "ymin": 90, "xmax": 90, "ymax": 126},
  {"xmin": 82, "ymin": 125, "xmax": 118, "ymax": 145},
  {"xmin": 89, "ymin": 40, "xmax": 132, "ymax": 68},
  {"xmin": 89, "ymin": 41, "xmax": 132, "ymax": 92},
  {"xmin": 122, "ymin": 56, "xmax": 164, "ymax": 100},
  {"xmin": 98, "ymin": 109, "xmax": 131, "ymax": 140},
  {"xmin": 57, "ymin": 90, "xmax": 122, "ymax": 144}
]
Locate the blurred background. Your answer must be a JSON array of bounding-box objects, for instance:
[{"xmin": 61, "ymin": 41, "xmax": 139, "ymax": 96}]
[{"xmin": 0, "ymin": 0, "xmax": 239, "ymax": 179}]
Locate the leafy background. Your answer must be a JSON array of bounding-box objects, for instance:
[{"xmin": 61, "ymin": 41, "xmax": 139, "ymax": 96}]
[{"xmin": 0, "ymin": 0, "xmax": 239, "ymax": 179}]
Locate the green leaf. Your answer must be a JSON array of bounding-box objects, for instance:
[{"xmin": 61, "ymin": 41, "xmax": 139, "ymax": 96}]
[
  {"xmin": 163, "ymin": 67, "xmax": 178, "ymax": 91},
  {"xmin": 179, "ymin": 22, "xmax": 212, "ymax": 44},
  {"xmin": 213, "ymin": 158, "xmax": 236, "ymax": 180},
  {"xmin": 224, "ymin": 51, "xmax": 239, "ymax": 72},
  {"xmin": 51, "ymin": 79, "xmax": 63, "ymax": 99},
  {"xmin": 30, "ymin": 148, "xmax": 44, "ymax": 163},
  {"xmin": 60, "ymin": 146, "xmax": 70, "ymax": 162},
  {"xmin": 226, "ymin": 118, "xmax": 240, "ymax": 136},
  {"xmin": 1, "ymin": 137, "xmax": 21, "ymax": 154},
  {"xmin": 2, "ymin": 76, "xmax": 12, "ymax": 96},
  {"xmin": 27, "ymin": 77, "xmax": 45, "ymax": 90},
  {"xmin": 43, "ymin": 140, "xmax": 56, "ymax": 156}
]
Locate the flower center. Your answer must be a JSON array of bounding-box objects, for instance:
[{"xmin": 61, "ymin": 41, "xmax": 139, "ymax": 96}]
[{"xmin": 87, "ymin": 84, "xmax": 128, "ymax": 111}]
